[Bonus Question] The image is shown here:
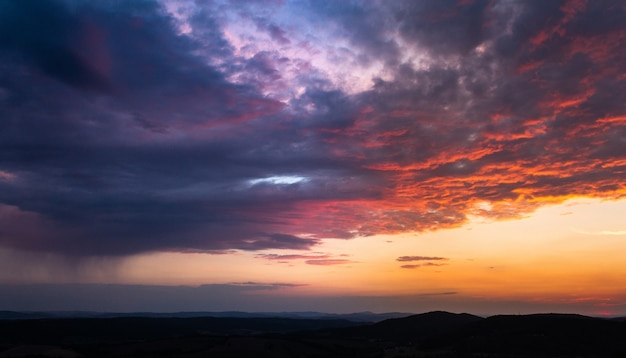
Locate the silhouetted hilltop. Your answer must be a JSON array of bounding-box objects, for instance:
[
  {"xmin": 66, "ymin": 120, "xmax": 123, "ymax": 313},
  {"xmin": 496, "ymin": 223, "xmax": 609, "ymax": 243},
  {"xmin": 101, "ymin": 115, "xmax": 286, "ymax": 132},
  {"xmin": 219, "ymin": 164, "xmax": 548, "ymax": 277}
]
[
  {"xmin": 311, "ymin": 311, "xmax": 626, "ymax": 357},
  {"xmin": 430, "ymin": 313, "xmax": 626, "ymax": 356},
  {"xmin": 334, "ymin": 310, "xmax": 483, "ymax": 343}
]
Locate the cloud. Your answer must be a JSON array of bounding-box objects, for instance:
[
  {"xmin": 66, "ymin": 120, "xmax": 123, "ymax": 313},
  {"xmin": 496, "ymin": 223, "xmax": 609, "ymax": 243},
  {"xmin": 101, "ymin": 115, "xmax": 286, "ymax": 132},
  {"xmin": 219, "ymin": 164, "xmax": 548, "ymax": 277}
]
[
  {"xmin": 571, "ymin": 228, "xmax": 626, "ymax": 236},
  {"xmin": 0, "ymin": 283, "xmax": 307, "ymax": 311},
  {"xmin": 392, "ymin": 0, "xmax": 490, "ymax": 57},
  {"xmin": 235, "ymin": 234, "xmax": 319, "ymax": 251},
  {"xmin": 0, "ymin": 0, "xmax": 113, "ymax": 92},
  {"xmin": 397, "ymin": 256, "xmax": 449, "ymax": 269},
  {"xmin": 305, "ymin": 259, "xmax": 353, "ymax": 266},
  {"xmin": 397, "ymin": 256, "xmax": 449, "ymax": 262},
  {"xmin": 255, "ymin": 252, "xmax": 355, "ymax": 265},
  {"xmin": 226, "ymin": 281, "xmax": 308, "ymax": 289},
  {"xmin": 0, "ymin": 0, "xmax": 625, "ymax": 258},
  {"xmin": 416, "ymin": 291, "xmax": 457, "ymax": 297},
  {"xmin": 401, "ymin": 263, "xmax": 447, "ymax": 269},
  {"xmin": 256, "ymin": 253, "xmax": 330, "ymax": 261}
]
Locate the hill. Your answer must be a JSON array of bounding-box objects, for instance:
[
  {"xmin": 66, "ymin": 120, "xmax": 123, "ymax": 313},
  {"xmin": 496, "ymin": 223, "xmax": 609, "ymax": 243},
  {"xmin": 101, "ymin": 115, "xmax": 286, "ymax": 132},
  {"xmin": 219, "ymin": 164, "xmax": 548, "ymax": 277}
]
[
  {"xmin": 324, "ymin": 310, "xmax": 483, "ymax": 343},
  {"xmin": 434, "ymin": 313, "xmax": 626, "ymax": 356}
]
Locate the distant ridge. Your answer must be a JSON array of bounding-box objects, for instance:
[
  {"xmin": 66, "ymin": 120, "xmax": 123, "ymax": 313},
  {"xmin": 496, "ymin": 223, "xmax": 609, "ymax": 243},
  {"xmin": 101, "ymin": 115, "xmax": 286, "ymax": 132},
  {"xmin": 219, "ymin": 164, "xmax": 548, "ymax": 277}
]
[
  {"xmin": 0, "ymin": 311, "xmax": 55, "ymax": 320},
  {"xmin": 0, "ymin": 310, "xmax": 411, "ymax": 322}
]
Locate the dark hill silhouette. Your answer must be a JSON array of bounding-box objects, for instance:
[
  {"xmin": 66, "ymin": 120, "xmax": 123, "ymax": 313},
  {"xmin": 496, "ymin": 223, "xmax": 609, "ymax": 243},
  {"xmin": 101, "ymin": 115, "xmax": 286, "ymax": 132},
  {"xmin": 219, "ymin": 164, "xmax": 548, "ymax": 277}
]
[
  {"xmin": 336, "ymin": 310, "xmax": 483, "ymax": 343},
  {"xmin": 429, "ymin": 313, "xmax": 626, "ymax": 356},
  {"xmin": 310, "ymin": 312, "xmax": 626, "ymax": 357}
]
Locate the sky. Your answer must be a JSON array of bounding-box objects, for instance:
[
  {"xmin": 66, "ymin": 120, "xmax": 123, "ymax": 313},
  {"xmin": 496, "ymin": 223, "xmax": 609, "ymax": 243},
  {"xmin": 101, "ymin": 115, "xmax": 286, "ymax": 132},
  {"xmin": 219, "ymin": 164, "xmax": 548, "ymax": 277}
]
[{"xmin": 0, "ymin": 0, "xmax": 625, "ymax": 316}]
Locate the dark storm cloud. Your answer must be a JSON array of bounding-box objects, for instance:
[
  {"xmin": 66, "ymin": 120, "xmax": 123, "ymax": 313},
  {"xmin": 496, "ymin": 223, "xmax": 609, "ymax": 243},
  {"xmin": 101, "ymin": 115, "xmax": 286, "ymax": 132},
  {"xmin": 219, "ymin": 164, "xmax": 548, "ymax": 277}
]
[
  {"xmin": 0, "ymin": 0, "xmax": 111, "ymax": 91},
  {"xmin": 0, "ymin": 0, "xmax": 316, "ymax": 255},
  {"xmin": 392, "ymin": 0, "xmax": 490, "ymax": 57},
  {"xmin": 1, "ymin": 0, "xmax": 625, "ymax": 258}
]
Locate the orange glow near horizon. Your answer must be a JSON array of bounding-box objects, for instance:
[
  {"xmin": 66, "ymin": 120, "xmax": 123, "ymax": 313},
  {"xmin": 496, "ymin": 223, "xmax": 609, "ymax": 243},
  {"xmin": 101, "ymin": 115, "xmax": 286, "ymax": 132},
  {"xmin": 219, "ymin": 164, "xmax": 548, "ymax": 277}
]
[{"xmin": 98, "ymin": 197, "xmax": 626, "ymax": 315}]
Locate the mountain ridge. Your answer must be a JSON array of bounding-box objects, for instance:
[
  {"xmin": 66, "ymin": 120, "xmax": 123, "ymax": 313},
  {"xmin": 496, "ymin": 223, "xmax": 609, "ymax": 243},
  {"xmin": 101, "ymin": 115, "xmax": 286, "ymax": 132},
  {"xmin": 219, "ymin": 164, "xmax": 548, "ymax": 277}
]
[{"xmin": 0, "ymin": 310, "xmax": 411, "ymax": 322}]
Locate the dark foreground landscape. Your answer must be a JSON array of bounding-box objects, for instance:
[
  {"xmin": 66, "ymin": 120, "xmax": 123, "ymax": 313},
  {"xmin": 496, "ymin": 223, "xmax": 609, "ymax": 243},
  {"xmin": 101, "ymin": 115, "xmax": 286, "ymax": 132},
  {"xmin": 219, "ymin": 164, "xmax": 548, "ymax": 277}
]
[{"xmin": 1, "ymin": 311, "xmax": 626, "ymax": 357}]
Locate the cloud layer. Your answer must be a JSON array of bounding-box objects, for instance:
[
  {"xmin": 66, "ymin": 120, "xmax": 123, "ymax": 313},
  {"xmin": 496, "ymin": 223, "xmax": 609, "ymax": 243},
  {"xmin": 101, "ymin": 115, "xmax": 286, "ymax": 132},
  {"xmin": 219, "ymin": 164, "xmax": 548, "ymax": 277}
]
[{"xmin": 0, "ymin": 0, "xmax": 625, "ymax": 257}]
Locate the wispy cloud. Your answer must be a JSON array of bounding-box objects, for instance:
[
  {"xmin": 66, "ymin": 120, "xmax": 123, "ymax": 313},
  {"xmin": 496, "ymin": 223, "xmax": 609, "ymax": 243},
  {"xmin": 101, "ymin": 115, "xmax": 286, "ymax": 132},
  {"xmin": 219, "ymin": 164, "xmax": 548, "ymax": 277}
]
[
  {"xmin": 397, "ymin": 256, "xmax": 449, "ymax": 262},
  {"xmin": 401, "ymin": 265, "xmax": 420, "ymax": 269},
  {"xmin": 416, "ymin": 291, "xmax": 457, "ymax": 297},
  {"xmin": 255, "ymin": 253, "xmax": 355, "ymax": 266},
  {"xmin": 227, "ymin": 282, "xmax": 307, "ymax": 289},
  {"xmin": 571, "ymin": 228, "xmax": 626, "ymax": 236},
  {"xmin": 305, "ymin": 259, "xmax": 353, "ymax": 266},
  {"xmin": 256, "ymin": 254, "xmax": 330, "ymax": 261},
  {"xmin": 401, "ymin": 263, "xmax": 447, "ymax": 269}
]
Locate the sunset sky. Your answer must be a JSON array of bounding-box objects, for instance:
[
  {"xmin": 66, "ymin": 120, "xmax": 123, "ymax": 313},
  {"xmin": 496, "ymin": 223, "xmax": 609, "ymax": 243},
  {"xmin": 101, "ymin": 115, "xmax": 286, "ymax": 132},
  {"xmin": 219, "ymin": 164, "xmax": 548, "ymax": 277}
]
[{"xmin": 1, "ymin": 0, "xmax": 625, "ymax": 316}]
